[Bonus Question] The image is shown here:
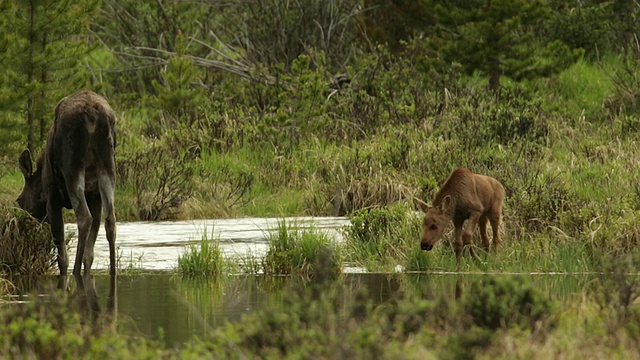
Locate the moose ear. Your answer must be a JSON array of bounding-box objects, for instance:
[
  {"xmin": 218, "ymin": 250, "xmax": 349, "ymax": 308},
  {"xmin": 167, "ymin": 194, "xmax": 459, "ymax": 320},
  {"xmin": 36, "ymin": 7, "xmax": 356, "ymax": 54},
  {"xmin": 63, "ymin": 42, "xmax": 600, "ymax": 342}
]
[
  {"xmin": 18, "ymin": 149, "xmax": 33, "ymax": 179},
  {"xmin": 440, "ymin": 195, "xmax": 455, "ymax": 216},
  {"xmin": 413, "ymin": 198, "xmax": 431, "ymax": 213}
]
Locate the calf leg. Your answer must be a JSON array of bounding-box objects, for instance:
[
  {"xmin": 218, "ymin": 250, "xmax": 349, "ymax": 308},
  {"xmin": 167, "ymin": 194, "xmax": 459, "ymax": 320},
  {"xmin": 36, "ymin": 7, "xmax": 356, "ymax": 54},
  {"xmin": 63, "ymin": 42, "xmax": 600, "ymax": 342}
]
[
  {"xmin": 479, "ymin": 216, "xmax": 490, "ymax": 250},
  {"xmin": 489, "ymin": 211, "xmax": 502, "ymax": 250},
  {"xmin": 452, "ymin": 219, "xmax": 465, "ymax": 265},
  {"xmin": 463, "ymin": 212, "xmax": 482, "ymax": 260}
]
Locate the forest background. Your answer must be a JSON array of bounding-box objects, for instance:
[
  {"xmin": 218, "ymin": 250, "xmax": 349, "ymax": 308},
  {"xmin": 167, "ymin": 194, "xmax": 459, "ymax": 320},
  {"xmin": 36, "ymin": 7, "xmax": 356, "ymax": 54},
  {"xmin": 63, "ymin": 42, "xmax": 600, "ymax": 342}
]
[{"xmin": 0, "ymin": 0, "xmax": 638, "ymax": 238}]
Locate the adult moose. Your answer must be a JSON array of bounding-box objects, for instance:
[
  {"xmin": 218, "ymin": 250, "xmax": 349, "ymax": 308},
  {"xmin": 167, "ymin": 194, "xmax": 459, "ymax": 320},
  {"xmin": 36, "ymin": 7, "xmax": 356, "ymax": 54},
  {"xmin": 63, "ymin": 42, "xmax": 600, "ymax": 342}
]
[
  {"xmin": 414, "ymin": 167, "xmax": 504, "ymax": 264},
  {"xmin": 17, "ymin": 90, "xmax": 117, "ymax": 276}
]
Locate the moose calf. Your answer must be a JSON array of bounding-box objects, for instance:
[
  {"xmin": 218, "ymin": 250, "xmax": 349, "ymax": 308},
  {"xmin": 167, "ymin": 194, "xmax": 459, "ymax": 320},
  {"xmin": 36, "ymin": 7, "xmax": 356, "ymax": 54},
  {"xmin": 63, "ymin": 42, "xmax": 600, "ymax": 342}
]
[{"xmin": 414, "ymin": 167, "xmax": 504, "ymax": 263}]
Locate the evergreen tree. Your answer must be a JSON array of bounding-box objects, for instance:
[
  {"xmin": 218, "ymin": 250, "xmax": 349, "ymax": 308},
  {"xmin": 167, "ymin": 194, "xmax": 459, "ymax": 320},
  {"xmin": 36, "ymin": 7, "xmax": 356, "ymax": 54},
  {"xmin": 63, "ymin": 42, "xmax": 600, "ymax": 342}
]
[
  {"xmin": 0, "ymin": 0, "xmax": 98, "ymax": 153},
  {"xmin": 429, "ymin": 0, "xmax": 580, "ymax": 90}
]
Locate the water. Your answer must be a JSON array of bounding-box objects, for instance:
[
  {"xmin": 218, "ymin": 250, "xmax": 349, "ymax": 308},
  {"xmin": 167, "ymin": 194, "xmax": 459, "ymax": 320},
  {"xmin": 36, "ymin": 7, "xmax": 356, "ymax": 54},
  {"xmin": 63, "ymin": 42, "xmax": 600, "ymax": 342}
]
[
  {"xmin": 63, "ymin": 217, "xmax": 351, "ymax": 271},
  {"xmin": 5, "ymin": 272, "xmax": 592, "ymax": 346},
  {"xmin": 3, "ymin": 218, "xmax": 594, "ymax": 347}
]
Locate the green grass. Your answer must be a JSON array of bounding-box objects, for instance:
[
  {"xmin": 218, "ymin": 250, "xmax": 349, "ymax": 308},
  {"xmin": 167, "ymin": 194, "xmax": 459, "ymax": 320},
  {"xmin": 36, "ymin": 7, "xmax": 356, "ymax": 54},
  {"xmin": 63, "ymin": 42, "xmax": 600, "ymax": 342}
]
[
  {"xmin": 551, "ymin": 57, "xmax": 614, "ymax": 119},
  {"xmin": 177, "ymin": 228, "xmax": 225, "ymax": 278},
  {"xmin": 262, "ymin": 219, "xmax": 342, "ymax": 278}
]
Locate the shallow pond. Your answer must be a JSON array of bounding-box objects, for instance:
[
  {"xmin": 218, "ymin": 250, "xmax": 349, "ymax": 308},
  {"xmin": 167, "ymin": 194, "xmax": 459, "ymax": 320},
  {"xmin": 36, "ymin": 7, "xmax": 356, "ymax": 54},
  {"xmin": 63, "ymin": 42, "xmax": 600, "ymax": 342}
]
[
  {"xmin": 64, "ymin": 217, "xmax": 351, "ymax": 271},
  {"xmin": 6, "ymin": 272, "xmax": 592, "ymax": 347},
  {"xmin": 3, "ymin": 218, "xmax": 594, "ymax": 347}
]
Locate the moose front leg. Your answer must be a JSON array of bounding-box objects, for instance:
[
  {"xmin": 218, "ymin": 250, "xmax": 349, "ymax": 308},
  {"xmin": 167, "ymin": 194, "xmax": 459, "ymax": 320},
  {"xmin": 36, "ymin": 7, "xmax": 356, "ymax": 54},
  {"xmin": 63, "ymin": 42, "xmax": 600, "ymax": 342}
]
[
  {"xmin": 452, "ymin": 219, "xmax": 465, "ymax": 266},
  {"xmin": 47, "ymin": 200, "xmax": 68, "ymax": 275},
  {"xmin": 463, "ymin": 212, "xmax": 482, "ymax": 261}
]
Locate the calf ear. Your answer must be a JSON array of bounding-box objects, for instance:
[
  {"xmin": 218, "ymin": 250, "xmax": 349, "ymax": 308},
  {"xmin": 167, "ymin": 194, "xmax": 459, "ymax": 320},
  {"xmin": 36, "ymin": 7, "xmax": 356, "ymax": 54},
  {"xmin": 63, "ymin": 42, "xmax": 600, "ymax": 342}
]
[
  {"xmin": 413, "ymin": 198, "xmax": 431, "ymax": 213},
  {"xmin": 18, "ymin": 149, "xmax": 33, "ymax": 179},
  {"xmin": 441, "ymin": 195, "xmax": 455, "ymax": 216}
]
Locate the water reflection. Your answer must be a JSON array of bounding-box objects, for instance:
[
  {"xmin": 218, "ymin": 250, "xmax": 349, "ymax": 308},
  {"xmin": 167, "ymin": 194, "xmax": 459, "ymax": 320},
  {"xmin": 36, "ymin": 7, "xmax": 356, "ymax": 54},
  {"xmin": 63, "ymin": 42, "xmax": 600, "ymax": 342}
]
[
  {"xmin": 3, "ymin": 272, "xmax": 593, "ymax": 347},
  {"xmin": 72, "ymin": 274, "xmax": 117, "ymax": 326}
]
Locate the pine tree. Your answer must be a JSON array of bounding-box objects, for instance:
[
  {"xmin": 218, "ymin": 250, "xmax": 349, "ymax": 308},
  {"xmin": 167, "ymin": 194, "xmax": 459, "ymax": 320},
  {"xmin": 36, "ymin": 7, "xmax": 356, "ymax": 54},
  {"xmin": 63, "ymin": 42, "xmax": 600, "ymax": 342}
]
[
  {"xmin": 1, "ymin": 0, "xmax": 98, "ymax": 153},
  {"xmin": 430, "ymin": 0, "xmax": 580, "ymax": 90}
]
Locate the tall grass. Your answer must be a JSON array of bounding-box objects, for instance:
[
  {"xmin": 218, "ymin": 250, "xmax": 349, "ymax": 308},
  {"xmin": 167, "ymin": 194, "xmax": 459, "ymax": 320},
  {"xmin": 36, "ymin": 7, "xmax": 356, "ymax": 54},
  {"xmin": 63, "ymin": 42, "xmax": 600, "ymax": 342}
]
[
  {"xmin": 177, "ymin": 228, "xmax": 225, "ymax": 278},
  {"xmin": 263, "ymin": 220, "xmax": 342, "ymax": 278},
  {"xmin": 0, "ymin": 206, "xmax": 55, "ymax": 276}
]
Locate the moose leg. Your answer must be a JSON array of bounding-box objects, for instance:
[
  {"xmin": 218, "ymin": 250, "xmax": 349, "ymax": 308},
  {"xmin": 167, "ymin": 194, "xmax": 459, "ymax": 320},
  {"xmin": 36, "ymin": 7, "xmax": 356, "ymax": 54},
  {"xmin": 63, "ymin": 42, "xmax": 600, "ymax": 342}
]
[
  {"xmin": 84, "ymin": 196, "xmax": 102, "ymax": 275},
  {"xmin": 463, "ymin": 212, "xmax": 481, "ymax": 260},
  {"xmin": 98, "ymin": 170, "xmax": 117, "ymax": 276},
  {"xmin": 67, "ymin": 174, "xmax": 93, "ymax": 276},
  {"xmin": 489, "ymin": 211, "xmax": 502, "ymax": 251},
  {"xmin": 479, "ymin": 215, "xmax": 490, "ymax": 251},
  {"xmin": 47, "ymin": 199, "xmax": 68, "ymax": 275},
  {"xmin": 452, "ymin": 219, "xmax": 465, "ymax": 266}
]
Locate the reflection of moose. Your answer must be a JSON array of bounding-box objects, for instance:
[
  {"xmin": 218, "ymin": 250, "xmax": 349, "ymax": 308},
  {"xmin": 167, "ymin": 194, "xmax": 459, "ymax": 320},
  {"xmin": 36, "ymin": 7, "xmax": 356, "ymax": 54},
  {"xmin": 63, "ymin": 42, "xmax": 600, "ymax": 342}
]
[
  {"xmin": 73, "ymin": 274, "xmax": 117, "ymax": 326},
  {"xmin": 414, "ymin": 168, "xmax": 505, "ymax": 264},
  {"xmin": 17, "ymin": 90, "xmax": 117, "ymax": 276}
]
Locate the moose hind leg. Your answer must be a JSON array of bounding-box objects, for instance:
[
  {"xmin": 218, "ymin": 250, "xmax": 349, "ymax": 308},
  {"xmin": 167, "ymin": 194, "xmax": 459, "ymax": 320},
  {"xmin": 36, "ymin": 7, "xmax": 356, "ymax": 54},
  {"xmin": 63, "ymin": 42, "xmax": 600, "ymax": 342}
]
[
  {"xmin": 67, "ymin": 173, "xmax": 93, "ymax": 276},
  {"xmin": 489, "ymin": 211, "xmax": 502, "ymax": 250},
  {"xmin": 84, "ymin": 196, "xmax": 102, "ymax": 275},
  {"xmin": 479, "ymin": 216, "xmax": 490, "ymax": 251},
  {"xmin": 98, "ymin": 171, "xmax": 117, "ymax": 276}
]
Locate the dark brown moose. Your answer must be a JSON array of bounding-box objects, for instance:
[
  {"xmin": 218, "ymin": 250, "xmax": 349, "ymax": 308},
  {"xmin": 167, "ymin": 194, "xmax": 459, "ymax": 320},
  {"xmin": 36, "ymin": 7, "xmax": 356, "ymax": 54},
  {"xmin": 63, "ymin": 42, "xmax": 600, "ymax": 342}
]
[
  {"xmin": 414, "ymin": 167, "xmax": 504, "ymax": 264},
  {"xmin": 17, "ymin": 90, "xmax": 117, "ymax": 276}
]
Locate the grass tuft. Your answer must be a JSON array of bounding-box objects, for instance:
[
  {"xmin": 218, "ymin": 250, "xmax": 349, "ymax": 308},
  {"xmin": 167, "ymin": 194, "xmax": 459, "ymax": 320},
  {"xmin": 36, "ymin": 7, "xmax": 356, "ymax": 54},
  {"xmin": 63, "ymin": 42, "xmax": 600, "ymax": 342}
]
[{"xmin": 177, "ymin": 228, "xmax": 225, "ymax": 278}]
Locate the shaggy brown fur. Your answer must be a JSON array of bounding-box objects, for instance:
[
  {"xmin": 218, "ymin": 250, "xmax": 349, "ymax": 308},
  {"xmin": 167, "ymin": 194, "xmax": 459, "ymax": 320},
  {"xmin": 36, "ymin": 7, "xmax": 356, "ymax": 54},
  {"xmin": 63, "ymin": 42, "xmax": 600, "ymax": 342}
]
[
  {"xmin": 17, "ymin": 90, "xmax": 117, "ymax": 276},
  {"xmin": 414, "ymin": 167, "xmax": 504, "ymax": 263}
]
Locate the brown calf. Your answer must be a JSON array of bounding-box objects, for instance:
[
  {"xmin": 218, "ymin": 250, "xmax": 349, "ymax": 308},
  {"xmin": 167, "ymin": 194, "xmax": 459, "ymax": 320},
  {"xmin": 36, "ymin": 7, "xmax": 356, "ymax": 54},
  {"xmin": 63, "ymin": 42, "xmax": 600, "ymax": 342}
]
[
  {"xmin": 414, "ymin": 167, "xmax": 504, "ymax": 263},
  {"xmin": 17, "ymin": 90, "xmax": 117, "ymax": 276}
]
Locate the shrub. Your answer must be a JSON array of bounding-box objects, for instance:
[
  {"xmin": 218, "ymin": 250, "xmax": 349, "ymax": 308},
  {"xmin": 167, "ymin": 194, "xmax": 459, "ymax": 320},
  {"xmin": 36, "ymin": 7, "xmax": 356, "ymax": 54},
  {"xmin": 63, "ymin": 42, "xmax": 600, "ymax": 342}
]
[
  {"xmin": 118, "ymin": 144, "xmax": 195, "ymax": 221},
  {"xmin": 0, "ymin": 206, "xmax": 55, "ymax": 276}
]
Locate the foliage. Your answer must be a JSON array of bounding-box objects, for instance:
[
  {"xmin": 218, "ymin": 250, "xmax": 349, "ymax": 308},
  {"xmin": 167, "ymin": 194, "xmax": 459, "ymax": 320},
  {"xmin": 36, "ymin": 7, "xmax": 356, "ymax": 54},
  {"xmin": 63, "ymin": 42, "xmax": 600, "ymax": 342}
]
[
  {"xmin": 343, "ymin": 203, "xmax": 421, "ymax": 271},
  {"xmin": 117, "ymin": 144, "xmax": 195, "ymax": 221},
  {"xmin": 464, "ymin": 275, "xmax": 557, "ymax": 331},
  {"xmin": 427, "ymin": 0, "xmax": 580, "ymax": 90},
  {"xmin": 0, "ymin": 0, "xmax": 98, "ymax": 152},
  {"xmin": 263, "ymin": 220, "xmax": 342, "ymax": 279},
  {"xmin": 177, "ymin": 228, "xmax": 225, "ymax": 278},
  {"xmin": 0, "ymin": 206, "xmax": 55, "ymax": 276}
]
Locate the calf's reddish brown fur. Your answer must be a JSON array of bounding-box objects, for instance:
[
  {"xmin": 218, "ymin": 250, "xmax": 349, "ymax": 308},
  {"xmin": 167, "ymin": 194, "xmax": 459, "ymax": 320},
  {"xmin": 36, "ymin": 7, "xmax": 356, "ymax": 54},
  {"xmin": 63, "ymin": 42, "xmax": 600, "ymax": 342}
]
[
  {"xmin": 17, "ymin": 90, "xmax": 117, "ymax": 276},
  {"xmin": 414, "ymin": 168, "xmax": 504, "ymax": 263}
]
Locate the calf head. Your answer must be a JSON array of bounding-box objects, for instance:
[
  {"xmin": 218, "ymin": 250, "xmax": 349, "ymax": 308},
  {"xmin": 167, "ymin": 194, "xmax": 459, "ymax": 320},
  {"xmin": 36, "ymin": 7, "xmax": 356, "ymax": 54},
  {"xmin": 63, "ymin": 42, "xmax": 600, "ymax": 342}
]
[
  {"xmin": 414, "ymin": 195, "xmax": 454, "ymax": 251},
  {"xmin": 17, "ymin": 149, "xmax": 47, "ymax": 221}
]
